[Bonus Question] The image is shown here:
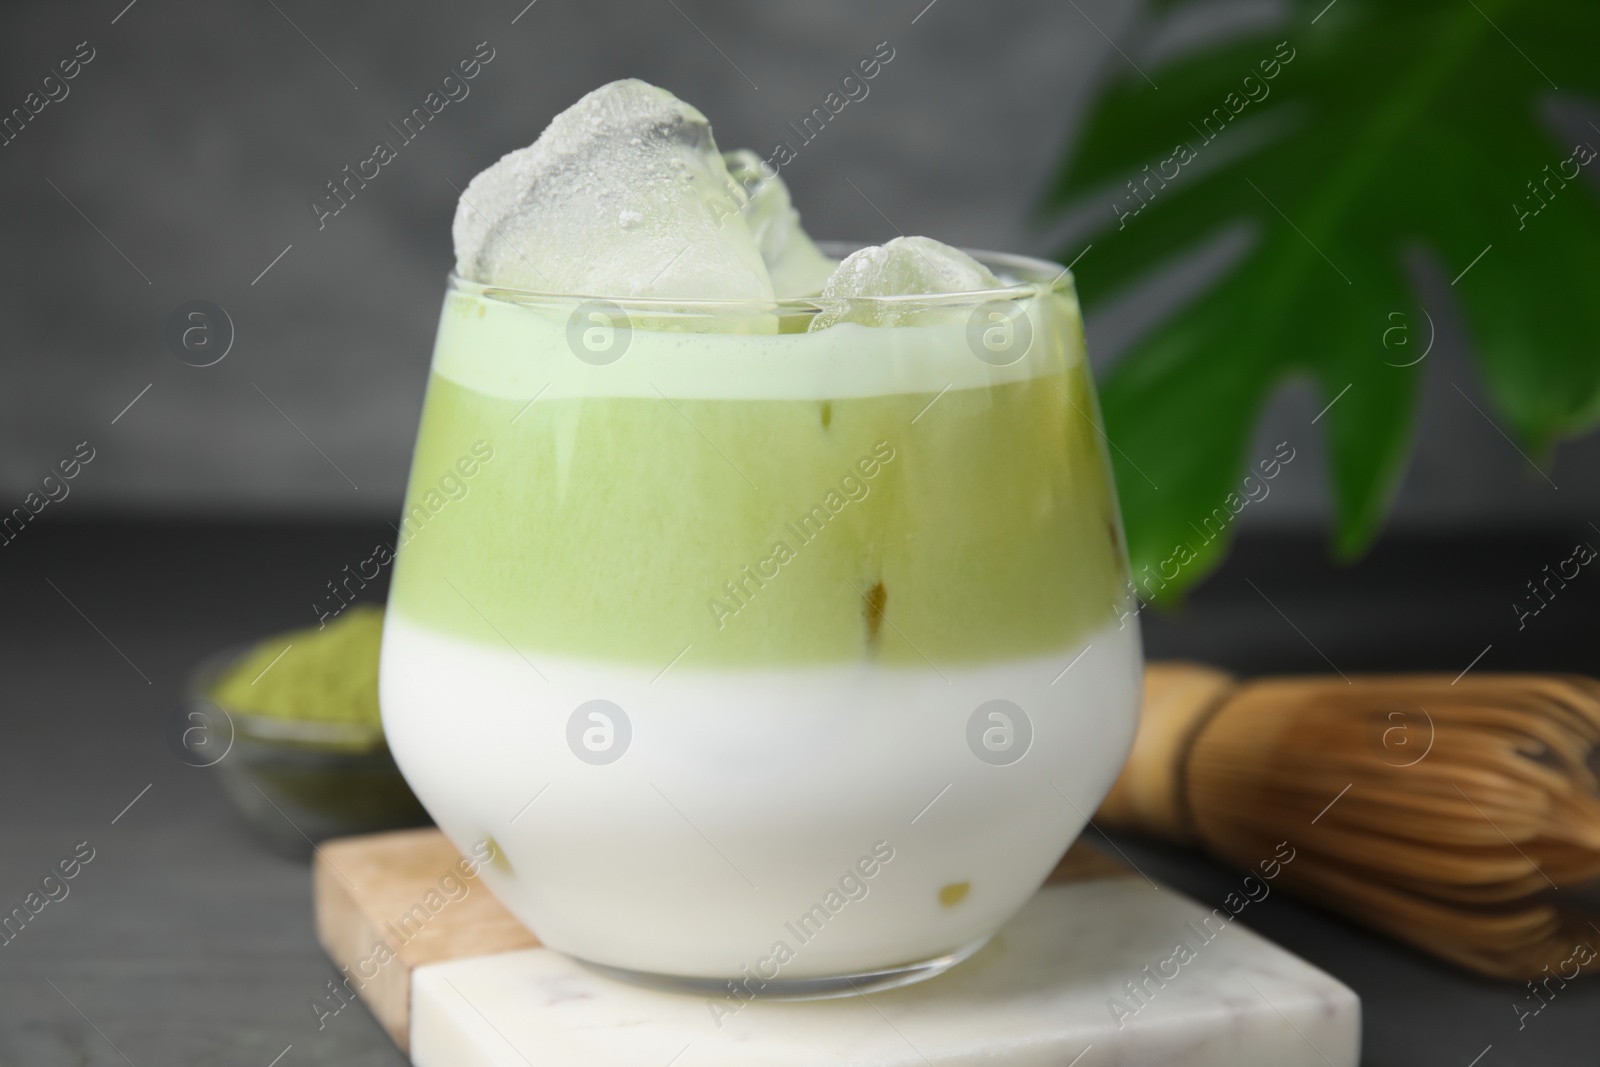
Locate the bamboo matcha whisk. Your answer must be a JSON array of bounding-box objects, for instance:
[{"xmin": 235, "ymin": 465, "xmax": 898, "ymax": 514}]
[{"xmin": 1096, "ymin": 663, "xmax": 1600, "ymax": 980}]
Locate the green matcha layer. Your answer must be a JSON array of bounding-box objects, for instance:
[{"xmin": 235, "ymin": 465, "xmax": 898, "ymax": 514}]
[{"xmin": 389, "ymin": 329, "xmax": 1126, "ymax": 669}]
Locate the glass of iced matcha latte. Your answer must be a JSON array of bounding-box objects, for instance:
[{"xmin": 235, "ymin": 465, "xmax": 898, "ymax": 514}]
[{"xmin": 381, "ymin": 80, "xmax": 1142, "ymax": 998}]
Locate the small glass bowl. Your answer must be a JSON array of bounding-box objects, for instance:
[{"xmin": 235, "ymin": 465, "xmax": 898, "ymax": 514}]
[{"xmin": 184, "ymin": 644, "xmax": 429, "ymax": 859}]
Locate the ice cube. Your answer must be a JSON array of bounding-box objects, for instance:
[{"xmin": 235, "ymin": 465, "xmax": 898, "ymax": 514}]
[
  {"xmin": 452, "ymin": 80, "xmax": 773, "ymax": 301},
  {"xmin": 723, "ymin": 150, "xmax": 836, "ymax": 298},
  {"xmin": 809, "ymin": 236, "xmax": 1002, "ymax": 330}
]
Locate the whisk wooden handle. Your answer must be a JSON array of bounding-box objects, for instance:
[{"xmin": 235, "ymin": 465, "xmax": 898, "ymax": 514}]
[{"xmin": 1097, "ymin": 662, "xmax": 1236, "ymax": 842}]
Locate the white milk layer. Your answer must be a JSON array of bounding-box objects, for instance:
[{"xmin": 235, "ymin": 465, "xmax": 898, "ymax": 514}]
[{"xmin": 380, "ymin": 612, "xmax": 1142, "ymax": 980}]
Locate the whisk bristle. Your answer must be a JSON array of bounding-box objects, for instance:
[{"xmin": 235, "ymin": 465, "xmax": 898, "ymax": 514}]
[{"xmin": 1098, "ymin": 665, "xmax": 1600, "ymax": 979}]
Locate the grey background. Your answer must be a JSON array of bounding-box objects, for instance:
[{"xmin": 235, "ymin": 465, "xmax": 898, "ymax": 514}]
[{"xmin": 1, "ymin": 0, "xmax": 1594, "ymax": 528}]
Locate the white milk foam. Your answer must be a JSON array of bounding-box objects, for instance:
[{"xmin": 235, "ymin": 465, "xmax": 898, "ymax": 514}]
[{"xmin": 432, "ymin": 279, "xmax": 1081, "ymax": 402}]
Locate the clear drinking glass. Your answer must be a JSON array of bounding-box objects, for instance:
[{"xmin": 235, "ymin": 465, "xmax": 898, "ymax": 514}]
[{"xmin": 380, "ymin": 246, "xmax": 1143, "ymax": 998}]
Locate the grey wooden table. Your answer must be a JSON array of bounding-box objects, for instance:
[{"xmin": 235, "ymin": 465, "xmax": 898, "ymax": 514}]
[{"xmin": 2, "ymin": 521, "xmax": 1596, "ymax": 1066}]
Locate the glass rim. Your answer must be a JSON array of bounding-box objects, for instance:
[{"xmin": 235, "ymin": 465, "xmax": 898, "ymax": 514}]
[{"xmin": 451, "ymin": 242, "xmax": 1074, "ymax": 314}]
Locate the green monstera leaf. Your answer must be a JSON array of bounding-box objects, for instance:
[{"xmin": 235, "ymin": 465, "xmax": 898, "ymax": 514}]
[{"xmin": 1045, "ymin": 0, "xmax": 1600, "ymax": 601}]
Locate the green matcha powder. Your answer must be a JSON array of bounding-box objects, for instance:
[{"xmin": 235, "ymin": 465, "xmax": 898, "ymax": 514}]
[{"xmin": 211, "ymin": 605, "xmax": 385, "ymax": 727}]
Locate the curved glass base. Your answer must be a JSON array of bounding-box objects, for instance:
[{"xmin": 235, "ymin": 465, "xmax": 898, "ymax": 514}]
[{"xmin": 572, "ymin": 936, "xmax": 991, "ymax": 1002}]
